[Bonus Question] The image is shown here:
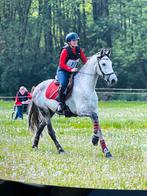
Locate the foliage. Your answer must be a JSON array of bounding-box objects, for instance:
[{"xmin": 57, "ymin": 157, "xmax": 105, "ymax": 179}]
[{"xmin": 0, "ymin": 0, "xmax": 147, "ymax": 95}]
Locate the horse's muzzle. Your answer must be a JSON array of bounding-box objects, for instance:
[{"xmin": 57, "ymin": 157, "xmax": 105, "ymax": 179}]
[{"xmin": 106, "ymin": 74, "xmax": 118, "ymax": 87}]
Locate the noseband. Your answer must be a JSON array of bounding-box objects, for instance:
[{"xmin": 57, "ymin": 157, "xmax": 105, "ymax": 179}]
[{"xmin": 97, "ymin": 56, "xmax": 114, "ymax": 79}]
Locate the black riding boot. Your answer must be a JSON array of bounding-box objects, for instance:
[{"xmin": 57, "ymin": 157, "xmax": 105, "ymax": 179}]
[{"xmin": 57, "ymin": 86, "xmax": 66, "ymax": 113}]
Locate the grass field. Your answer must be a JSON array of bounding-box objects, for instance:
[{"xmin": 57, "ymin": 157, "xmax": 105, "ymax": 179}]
[{"xmin": 0, "ymin": 100, "xmax": 146, "ymax": 190}]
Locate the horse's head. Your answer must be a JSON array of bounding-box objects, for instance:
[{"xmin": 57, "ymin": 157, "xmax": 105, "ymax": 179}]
[{"xmin": 96, "ymin": 49, "xmax": 117, "ymax": 87}]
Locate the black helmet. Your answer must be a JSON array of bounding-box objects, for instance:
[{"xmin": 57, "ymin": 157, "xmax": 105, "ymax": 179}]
[{"xmin": 65, "ymin": 32, "xmax": 80, "ymax": 43}]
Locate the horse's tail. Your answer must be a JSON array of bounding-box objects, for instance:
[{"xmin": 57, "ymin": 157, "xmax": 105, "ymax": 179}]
[{"xmin": 28, "ymin": 101, "xmax": 40, "ymax": 133}]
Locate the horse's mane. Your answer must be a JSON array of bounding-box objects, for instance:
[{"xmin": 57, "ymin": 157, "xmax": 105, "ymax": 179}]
[{"xmin": 79, "ymin": 54, "xmax": 97, "ymax": 72}]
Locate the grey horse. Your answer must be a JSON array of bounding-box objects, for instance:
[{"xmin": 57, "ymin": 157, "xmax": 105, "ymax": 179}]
[{"xmin": 28, "ymin": 49, "xmax": 117, "ymax": 158}]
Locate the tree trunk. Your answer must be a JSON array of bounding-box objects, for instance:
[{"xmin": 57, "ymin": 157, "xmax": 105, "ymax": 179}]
[
  {"xmin": 139, "ymin": 61, "xmax": 147, "ymax": 88},
  {"xmin": 92, "ymin": 0, "xmax": 100, "ymax": 21},
  {"xmin": 17, "ymin": 0, "xmax": 32, "ymax": 52},
  {"xmin": 82, "ymin": 0, "xmax": 87, "ymax": 49},
  {"xmin": 92, "ymin": 0, "xmax": 112, "ymax": 47},
  {"xmin": 44, "ymin": 0, "xmax": 53, "ymax": 62},
  {"xmin": 35, "ymin": 0, "xmax": 43, "ymax": 51}
]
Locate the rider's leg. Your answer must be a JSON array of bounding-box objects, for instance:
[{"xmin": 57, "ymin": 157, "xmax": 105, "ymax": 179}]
[
  {"xmin": 58, "ymin": 85, "xmax": 66, "ymax": 108},
  {"xmin": 57, "ymin": 70, "xmax": 69, "ymax": 112}
]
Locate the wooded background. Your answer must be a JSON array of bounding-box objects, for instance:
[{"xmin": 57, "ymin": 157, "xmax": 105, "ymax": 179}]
[{"xmin": 0, "ymin": 0, "xmax": 147, "ymax": 95}]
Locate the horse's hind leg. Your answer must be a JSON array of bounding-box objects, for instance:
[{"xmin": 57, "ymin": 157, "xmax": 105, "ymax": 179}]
[
  {"xmin": 39, "ymin": 109, "xmax": 64, "ymax": 153},
  {"xmin": 91, "ymin": 112, "xmax": 112, "ymax": 158},
  {"xmin": 32, "ymin": 120, "xmax": 46, "ymax": 148},
  {"xmin": 47, "ymin": 122, "xmax": 64, "ymax": 154}
]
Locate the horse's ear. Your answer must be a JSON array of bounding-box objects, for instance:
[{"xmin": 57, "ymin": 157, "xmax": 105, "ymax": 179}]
[
  {"xmin": 97, "ymin": 48, "xmax": 107, "ymax": 58},
  {"xmin": 106, "ymin": 48, "xmax": 111, "ymax": 57},
  {"xmin": 97, "ymin": 52, "xmax": 101, "ymax": 58},
  {"xmin": 100, "ymin": 49, "xmax": 104, "ymax": 56}
]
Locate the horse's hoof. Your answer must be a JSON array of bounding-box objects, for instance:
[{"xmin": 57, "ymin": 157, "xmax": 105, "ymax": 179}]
[
  {"xmin": 58, "ymin": 148, "xmax": 65, "ymax": 154},
  {"xmin": 32, "ymin": 145, "xmax": 38, "ymax": 150},
  {"xmin": 59, "ymin": 151, "xmax": 66, "ymax": 155},
  {"xmin": 92, "ymin": 135, "xmax": 99, "ymax": 146},
  {"xmin": 105, "ymin": 151, "xmax": 112, "ymax": 158}
]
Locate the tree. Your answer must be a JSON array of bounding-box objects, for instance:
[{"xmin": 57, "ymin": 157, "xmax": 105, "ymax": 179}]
[{"xmin": 0, "ymin": 0, "xmax": 146, "ymax": 95}]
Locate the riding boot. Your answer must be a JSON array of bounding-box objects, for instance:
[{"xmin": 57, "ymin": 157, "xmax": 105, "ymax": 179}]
[{"xmin": 57, "ymin": 86, "xmax": 66, "ymax": 113}]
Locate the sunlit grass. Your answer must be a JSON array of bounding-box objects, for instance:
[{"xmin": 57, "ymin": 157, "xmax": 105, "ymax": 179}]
[{"xmin": 0, "ymin": 101, "xmax": 146, "ymax": 189}]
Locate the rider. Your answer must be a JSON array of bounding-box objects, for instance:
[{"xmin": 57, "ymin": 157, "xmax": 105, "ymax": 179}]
[{"xmin": 56, "ymin": 32, "xmax": 88, "ymax": 113}]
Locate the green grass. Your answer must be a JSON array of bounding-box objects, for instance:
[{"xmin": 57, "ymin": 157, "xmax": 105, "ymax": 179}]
[{"xmin": 0, "ymin": 100, "xmax": 146, "ymax": 189}]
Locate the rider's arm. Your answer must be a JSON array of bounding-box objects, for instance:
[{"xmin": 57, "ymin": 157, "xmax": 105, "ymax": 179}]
[
  {"xmin": 80, "ymin": 49, "xmax": 87, "ymax": 64},
  {"xmin": 59, "ymin": 49, "xmax": 72, "ymax": 72}
]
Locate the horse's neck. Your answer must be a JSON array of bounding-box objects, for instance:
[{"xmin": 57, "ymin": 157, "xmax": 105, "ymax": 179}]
[{"xmin": 74, "ymin": 58, "xmax": 98, "ymax": 92}]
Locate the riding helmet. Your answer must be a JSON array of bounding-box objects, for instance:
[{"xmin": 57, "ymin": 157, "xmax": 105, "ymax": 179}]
[{"xmin": 65, "ymin": 32, "xmax": 80, "ymax": 43}]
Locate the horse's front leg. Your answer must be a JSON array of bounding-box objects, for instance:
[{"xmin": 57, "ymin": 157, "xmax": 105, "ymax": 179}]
[{"xmin": 91, "ymin": 112, "xmax": 112, "ymax": 158}]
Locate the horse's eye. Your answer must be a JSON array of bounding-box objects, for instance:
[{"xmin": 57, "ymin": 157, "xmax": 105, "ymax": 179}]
[{"xmin": 102, "ymin": 63, "xmax": 106, "ymax": 66}]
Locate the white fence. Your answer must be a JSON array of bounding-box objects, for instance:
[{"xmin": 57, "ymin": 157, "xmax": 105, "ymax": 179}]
[
  {"xmin": 0, "ymin": 88, "xmax": 147, "ymax": 101},
  {"xmin": 95, "ymin": 88, "xmax": 147, "ymax": 101}
]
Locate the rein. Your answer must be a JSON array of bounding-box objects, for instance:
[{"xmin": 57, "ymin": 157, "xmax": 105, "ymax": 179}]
[
  {"xmin": 78, "ymin": 56, "xmax": 114, "ymax": 78},
  {"xmin": 78, "ymin": 71, "xmax": 98, "ymax": 77}
]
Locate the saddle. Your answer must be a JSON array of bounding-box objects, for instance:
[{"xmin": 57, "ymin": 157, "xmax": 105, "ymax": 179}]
[{"xmin": 45, "ymin": 74, "xmax": 74, "ymax": 101}]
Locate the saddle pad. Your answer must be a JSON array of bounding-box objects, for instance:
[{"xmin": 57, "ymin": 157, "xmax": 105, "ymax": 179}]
[{"xmin": 45, "ymin": 80, "xmax": 59, "ymax": 100}]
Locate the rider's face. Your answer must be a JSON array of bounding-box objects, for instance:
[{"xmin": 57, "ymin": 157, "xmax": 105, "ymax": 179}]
[{"xmin": 70, "ymin": 40, "xmax": 78, "ymax": 47}]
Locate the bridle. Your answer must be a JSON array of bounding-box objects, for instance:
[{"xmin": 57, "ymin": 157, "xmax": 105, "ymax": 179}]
[
  {"xmin": 78, "ymin": 55, "xmax": 115, "ymax": 79},
  {"xmin": 97, "ymin": 56, "xmax": 115, "ymax": 79}
]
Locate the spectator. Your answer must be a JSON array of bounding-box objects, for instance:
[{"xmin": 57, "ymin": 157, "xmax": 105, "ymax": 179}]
[{"xmin": 14, "ymin": 86, "xmax": 32, "ymax": 120}]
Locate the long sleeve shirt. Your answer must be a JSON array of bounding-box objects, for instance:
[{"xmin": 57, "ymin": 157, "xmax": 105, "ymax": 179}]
[
  {"xmin": 59, "ymin": 47, "xmax": 87, "ymax": 72},
  {"xmin": 15, "ymin": 92, "xmax": 32, "ymax": 106}
]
